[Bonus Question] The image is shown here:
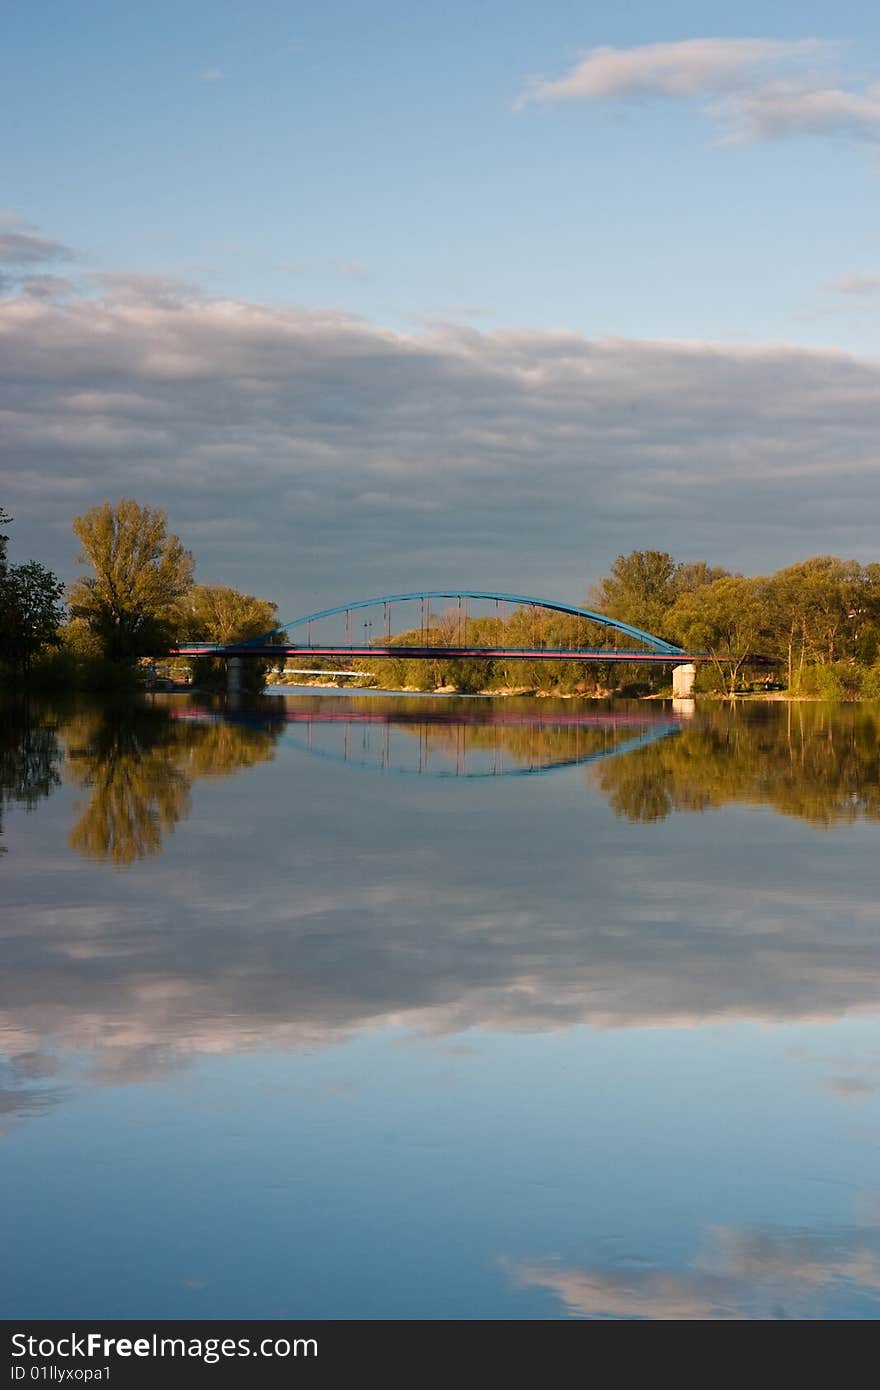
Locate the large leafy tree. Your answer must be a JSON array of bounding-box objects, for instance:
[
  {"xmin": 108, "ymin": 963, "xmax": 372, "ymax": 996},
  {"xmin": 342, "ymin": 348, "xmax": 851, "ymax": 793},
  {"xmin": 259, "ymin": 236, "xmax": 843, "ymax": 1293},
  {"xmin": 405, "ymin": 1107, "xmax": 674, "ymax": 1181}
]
[
  {"xmin": 0, "ymin": 561, "xmax": 66, "ymax": 675},
  {"xmin": 672, "ymin": 561, "xmax": 730, "ymax": 600},
  {"xmin": 764, "ymin": 557, "xmax": 880, "ymax": 689},
  {"xmin": 184, "ymin": 584, "xmax": 279, "ymax": 694},
  {"xmin": 787, "ymin": 558, "xmax": 875, "ymax": 665},
  {"xmin": 69, "ymin": 499, "xmax": 194, "ymax": 661},
  {"xmin": 588, "ymin": 550, "xmax": 732, "ymax": 693},
  {"xmin": 590, "ymin": 550, "xmax": 680, "ymax": 637},
  {"xmin": 668, "ymin": 575, "xmax": 770, "ymax": 695},
  {"xmin": 185, "ymin": 584, "xmax": 278, "ymax": 645},
  {"xmin": 0, "ymin": 509, "xmax": 66, "ymax": 677},
  {"xmin": 590, "ymin": 551, "xmax": 729, "ymax": 639}
]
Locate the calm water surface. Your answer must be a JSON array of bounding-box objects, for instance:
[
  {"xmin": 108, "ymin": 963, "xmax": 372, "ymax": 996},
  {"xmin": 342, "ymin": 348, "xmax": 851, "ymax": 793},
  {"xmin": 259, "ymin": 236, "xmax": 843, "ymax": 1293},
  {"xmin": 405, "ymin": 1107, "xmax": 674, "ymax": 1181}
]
[{"xmin": 2, "ymin": 693, "xmax": 879, "ymax": 1320}]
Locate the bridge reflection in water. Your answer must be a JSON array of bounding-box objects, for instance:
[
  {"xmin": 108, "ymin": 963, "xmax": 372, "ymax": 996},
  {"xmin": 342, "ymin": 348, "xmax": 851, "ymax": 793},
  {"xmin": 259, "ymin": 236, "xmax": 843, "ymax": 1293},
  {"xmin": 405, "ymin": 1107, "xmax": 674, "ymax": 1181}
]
[{"xmin": 171, "ymin": 701, "xmax": 682, "ymax": 779}]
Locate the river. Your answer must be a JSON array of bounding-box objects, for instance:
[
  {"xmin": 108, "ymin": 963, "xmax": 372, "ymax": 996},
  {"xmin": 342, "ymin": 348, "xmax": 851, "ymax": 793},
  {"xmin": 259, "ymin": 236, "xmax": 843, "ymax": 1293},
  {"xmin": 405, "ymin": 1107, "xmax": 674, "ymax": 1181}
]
[{"xmin": 2, "ymin": 693, "xmax": 879, "ymax": 1319}]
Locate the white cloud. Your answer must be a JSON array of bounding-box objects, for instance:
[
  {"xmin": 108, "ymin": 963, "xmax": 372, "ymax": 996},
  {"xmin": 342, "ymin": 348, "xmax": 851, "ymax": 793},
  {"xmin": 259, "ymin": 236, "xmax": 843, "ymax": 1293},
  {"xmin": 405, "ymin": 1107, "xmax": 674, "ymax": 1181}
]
[
  {"xmin": 200, "ymin": 68, "xmax": 224, "ymax": 82},
  {"xmin": 18, "ymin": 275, "xmax": 76, "ymax": 301},
  {"xmin": 86, "ymin": 270, "xmax": 204, "ymax": 304},
  {"xmin": 832, "ymin": 272, "xmax": 880, "ymax": 295},
  {"xmin": 517, "ymin": 37, "xmax": 880, "ymax": 145},
  {"xmin": 512, "ymin": 1216, "xmax": 880, "ymax": 1318},
  {"xmin": 821, "ymin": 1074, "xmax": 880, "ymax": 1099},
  {"xmin": 2, "ymin": 271, "xmax": 880, "ymax": 606},
  {"xmin": 517, "ymin": 38, "xmax": 827, "ymax": 105},
  {"xmin": 726, "ymin": 79, "xmax": 880, "ymax": 143},
  {"xmin": 4, "ymin": 752, "xmax": 880, "ymax": 1073},
  {"xmin": 0, "ymin": 216, "xmax": 76, "ymax": 305},
  {"xmin": 0, "ymin": 219, "xmax": 75, "ymax": 266}
]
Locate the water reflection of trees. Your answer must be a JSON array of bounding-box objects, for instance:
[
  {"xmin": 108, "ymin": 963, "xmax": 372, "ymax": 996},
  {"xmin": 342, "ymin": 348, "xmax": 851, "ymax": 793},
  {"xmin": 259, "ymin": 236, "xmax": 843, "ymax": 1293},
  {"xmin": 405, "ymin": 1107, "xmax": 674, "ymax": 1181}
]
[
  {"xmin": 594, "ymin": 704, "xmax": 880, "ymax": 826},
  {"xmin": 398, "ymin": 719, "xmax": 652, "ymax": 772},
  {"xmin": 64, "ymin": 705, "xmax": 281, "ymax": 864},
  {"xmin": 5, "ymin": 698, "xmax": 880, "ymax": 862},
  {"xmin": 0, "ymin": 703, "xmax": 62, "ymax": 851},
  {"xmin": 296, "ymin": 703, "xmax": 880, "ymax": 817}
]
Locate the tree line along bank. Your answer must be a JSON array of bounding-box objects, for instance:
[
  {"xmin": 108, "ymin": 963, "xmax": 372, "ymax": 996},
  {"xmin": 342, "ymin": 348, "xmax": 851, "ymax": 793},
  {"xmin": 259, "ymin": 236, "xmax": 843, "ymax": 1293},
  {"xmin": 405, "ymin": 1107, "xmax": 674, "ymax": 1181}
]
[{"xmin": 2, "ymin": 504, "xmax": 880, "ymax": 699}]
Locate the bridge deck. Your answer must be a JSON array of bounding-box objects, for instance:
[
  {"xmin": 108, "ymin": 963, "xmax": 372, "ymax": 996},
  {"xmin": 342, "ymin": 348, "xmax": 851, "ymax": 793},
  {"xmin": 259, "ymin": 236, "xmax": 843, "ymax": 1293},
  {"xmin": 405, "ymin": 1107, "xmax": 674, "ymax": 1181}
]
[{"xmin": 171, "ymin": 644, "xmax": 710, "ymax": 663}]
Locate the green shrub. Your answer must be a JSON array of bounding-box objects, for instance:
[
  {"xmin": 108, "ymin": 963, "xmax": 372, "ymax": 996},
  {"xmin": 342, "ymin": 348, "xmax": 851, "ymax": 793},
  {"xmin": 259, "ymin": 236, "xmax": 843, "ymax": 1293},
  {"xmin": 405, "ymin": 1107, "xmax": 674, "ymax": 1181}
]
[
  {"xmin": 860, "ymin": 665, "xmax": 880, "ymax": 700},
  {"xmin": 795, "ymin": 662, "xmax": 878, "ymax": 701},
  {"xmin": 694, "ymin": 664, "xmax": 727, "ymax": 694}
]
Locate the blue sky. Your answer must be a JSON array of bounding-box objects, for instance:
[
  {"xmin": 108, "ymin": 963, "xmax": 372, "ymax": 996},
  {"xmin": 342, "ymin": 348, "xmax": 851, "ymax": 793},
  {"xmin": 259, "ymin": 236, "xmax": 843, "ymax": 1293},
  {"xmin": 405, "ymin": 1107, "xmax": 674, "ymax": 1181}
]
[
  {"xmin": 6, "ymin": 0, "xmax": 880, "ymax": 344},
  {"xmin": 2, "ymin": 3, "xmax": 880, "ymax": 609}
]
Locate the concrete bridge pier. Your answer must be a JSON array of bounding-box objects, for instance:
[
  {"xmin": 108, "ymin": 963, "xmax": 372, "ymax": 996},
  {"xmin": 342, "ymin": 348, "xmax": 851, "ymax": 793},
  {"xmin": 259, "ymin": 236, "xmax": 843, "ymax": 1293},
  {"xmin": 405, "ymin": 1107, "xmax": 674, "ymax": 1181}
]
[
  {"xmin": 226, "ymin": 656, "xmax": 242, "ymax": 699},
  {"xmin": 672, "ymin": 663, "xmax": 696, "ymax": 698}
]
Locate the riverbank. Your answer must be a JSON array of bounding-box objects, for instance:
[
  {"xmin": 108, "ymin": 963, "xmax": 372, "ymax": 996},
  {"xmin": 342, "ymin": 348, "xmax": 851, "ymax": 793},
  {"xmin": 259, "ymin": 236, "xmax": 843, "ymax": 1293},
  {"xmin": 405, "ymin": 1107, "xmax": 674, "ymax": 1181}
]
[{"xmin": 263, "ymin": 677, "xmax": 880, "ymax": 704}]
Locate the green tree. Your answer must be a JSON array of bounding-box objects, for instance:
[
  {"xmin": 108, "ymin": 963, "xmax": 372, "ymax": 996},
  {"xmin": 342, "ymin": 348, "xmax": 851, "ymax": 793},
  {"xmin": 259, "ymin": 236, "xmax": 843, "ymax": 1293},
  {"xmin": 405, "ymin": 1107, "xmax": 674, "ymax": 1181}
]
[
  {"xmin": 765, "ymin": 557, "xmax": 880, "ymax": 687},
  {"xmin": 590, "ymin": 550, "xmax": 680, "ymax": 637},
  {"xmin": 590, "ymin": 551, "xmax": 728, "ymax": 635},
  {"xmin": 0, "ymin": 561, "xmax": 67, "ymax": 675},
  {"xmin": 0, "ymin": 509, "xmax": 68, "ymax": 682},
  {"xmin": 588, "ymin": 551, "xmax": 728, "ymax": 694},
  {"xmin": 185, "ymin": 584, "xmax": 278, "ymax": 645},
  {"xmin": 668, "ymin": 575, "xmax": 770, "ymax": 695},
  {"xmin": 671, "ymin": 561, "xmax": 730, "ymax": 600},
  {"xmin": 796, "ymin": 557, "xmax": 875, "ymax": 666},
  {"xmin": 766, "ymin": 562, "xmax": 810, "ymax": 691},
  {"xmin": 69, "ymin": 499, "xmax": 193, "ymax": 662},
  {"xmin": 184, "ymin": 583, "xmax": 279, "ymax": 694}
]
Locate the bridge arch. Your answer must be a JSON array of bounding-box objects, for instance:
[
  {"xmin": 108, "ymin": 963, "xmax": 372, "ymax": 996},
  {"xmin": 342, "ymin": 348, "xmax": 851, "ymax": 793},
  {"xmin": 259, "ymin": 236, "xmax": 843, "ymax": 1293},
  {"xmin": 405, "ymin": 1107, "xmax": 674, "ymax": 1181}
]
[{"xmin": 245, "ymin": 589, "xmax": 685, "ymax": 656}]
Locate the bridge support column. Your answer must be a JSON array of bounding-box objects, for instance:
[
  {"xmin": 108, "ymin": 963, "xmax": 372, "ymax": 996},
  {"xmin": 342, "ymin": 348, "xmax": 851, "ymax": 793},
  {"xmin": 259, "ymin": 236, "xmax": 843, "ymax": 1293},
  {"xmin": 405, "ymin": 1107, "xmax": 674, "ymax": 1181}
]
[
  {"xmin": 226, "ymin": 656, "xmax": 242, "ymax": 698},
  {"xmin": 672, "ymin": 663, "xmax": 696, "ymax": 698}
]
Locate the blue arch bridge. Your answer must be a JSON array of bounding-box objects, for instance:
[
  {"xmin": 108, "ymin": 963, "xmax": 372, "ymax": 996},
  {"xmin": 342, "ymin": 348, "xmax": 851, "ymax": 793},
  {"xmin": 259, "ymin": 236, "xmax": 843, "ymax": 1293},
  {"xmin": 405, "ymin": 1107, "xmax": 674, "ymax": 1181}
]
[{"xmin": 169, "ymin": 588, "xmax": 710, "ymax": 696}]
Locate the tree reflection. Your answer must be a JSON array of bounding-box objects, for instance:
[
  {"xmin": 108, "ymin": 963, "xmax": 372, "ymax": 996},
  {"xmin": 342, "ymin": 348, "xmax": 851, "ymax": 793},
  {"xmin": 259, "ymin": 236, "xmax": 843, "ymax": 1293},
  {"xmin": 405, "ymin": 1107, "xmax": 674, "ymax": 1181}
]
[
  {"xmin": 64, "ymin": 704, "xmax": 281, "ymax": 864},
  {"xmin": 5, "ymin": 697, "xmax": 880, "ymax": 865},
  {"xmin": 65, "ymin": 708, "xmax": 191, "ymax": 863},
  {"xmin": 0, "ymin": 702, "xmax": 62, "ymax": 851},
  {"xmin": 389, "ymin": 717, "xmax": 675, "ymax": 777},
  {"xmin": 594, "ymin": 703, "xmax": 880, "ymax": 826},
  {"xmin": 0, "ymin": 709, "xmax": 62, "ymax": 806},
  {"xmin": 400, "ymin": 720, "xmax": 636, "ymax": 769}
]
